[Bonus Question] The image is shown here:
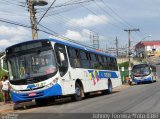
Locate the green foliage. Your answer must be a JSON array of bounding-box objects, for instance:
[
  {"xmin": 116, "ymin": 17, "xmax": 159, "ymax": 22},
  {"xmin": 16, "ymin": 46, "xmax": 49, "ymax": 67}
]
[
  {"xmin": 118, "ymin": 61, "xmax": 134, "ymax": 84},
  {"xmin": 0, "ymin": 69, "xmax": 8, "ymax": 81},
  {"xmin": 118, "ymin": 61, "xmax": 129, "ymax": 70},
  {"xmin": 118, "ymin": 61, "xmax": 134, "ymax": 70},
  {"xmin": 0, "ymin": 93, "xmax": 2, "ymax": 102}
]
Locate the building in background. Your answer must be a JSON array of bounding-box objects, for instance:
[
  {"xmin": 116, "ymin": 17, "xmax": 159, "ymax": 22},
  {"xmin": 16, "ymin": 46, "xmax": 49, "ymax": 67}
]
[{"xmin": 135, "ymin": 41, "xmax": 160, "ymax": 58}]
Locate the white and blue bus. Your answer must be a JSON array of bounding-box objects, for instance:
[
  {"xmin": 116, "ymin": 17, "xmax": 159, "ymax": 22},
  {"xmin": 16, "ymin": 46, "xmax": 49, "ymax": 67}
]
[
  {"xmin": 131, "ymin": 64, "xmax": 157, "ymax": 84},
  {"xmin": 5, "ymin": 38, "xmax": 122, "ymax": 106}
]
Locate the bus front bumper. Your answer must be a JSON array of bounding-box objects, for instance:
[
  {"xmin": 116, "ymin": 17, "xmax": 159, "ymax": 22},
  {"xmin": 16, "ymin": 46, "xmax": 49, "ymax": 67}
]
[
  {"xmin": 10, "ymin": 84, "xmax": 62, "ymax": 103},
  {"xmin": 132, "ymin": 77, "xmax": 152, "ymax": 83}
]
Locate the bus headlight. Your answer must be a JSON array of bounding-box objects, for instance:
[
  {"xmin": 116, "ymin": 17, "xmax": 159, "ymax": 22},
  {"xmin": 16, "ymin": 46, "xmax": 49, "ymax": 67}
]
[
  {"xmin": 46, "ymin": 78, "xmax": 58, "ymax": 88},
  {"xmin": 10, "ymin": 88, "xmax": 21, "ymax": 93}
]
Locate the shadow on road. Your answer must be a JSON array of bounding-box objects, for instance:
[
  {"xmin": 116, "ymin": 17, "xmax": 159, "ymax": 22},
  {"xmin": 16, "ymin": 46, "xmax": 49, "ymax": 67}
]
[{"xmin": 14, "ymin": 90, "xmax": 120, "ymax": 111}]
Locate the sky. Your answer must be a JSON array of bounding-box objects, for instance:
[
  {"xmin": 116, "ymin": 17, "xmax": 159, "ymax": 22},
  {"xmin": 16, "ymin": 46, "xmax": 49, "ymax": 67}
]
[{"xmin": 0, "ymin": 0, "xmax": 160, "ymax": 52}]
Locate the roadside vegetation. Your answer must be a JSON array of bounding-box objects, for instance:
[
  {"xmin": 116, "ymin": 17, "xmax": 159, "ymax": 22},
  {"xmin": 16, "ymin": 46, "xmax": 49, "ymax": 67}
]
[{"xmin": 118, "ymin": 61, "xmax": 133, "ymax": 84}]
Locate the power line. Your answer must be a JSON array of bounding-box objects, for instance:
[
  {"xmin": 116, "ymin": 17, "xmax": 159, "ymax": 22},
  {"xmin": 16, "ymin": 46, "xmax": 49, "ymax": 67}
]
[
  {"xmin": 100, "ymin": 0, "xmax": 144, "ymax": 39},
  {"xmin": 1, "ymin": 0, "xmax": 26, "ymax": 7},
  {"xmin": 0, "ymin": 18, "xmax": 31, "ymax": 28},
  {"xmin": 100, "ymin": 0, "xmax": 134, "ymax": 29},
  {"xmin": 37, "ymin": 0, "xmax": 57, "ymax": 25},
  {"xmin": 36, "ymin": 0, "xmax": 95, "ymax": 18},
  {"xmin": 37, "ymin": 0, "xmax": 94, "ymax": 13},
  {"xmin": 0, "ymin": 18, "xmax": 56, "ymax": 37},
  {"xmin": 80, "ymin": 3, "xmax": 123, "ymax": 30},
  {"xmin": 94, "ymin": 0, "xmax": 130, "ymax": 29},
  {"xmin": 39, "ymin": 24, "xmax": 58, "ymax": 34}
]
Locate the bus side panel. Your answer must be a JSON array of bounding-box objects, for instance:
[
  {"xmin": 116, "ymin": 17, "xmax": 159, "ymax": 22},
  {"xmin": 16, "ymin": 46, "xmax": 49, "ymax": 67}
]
[{"xmin": 111, "ymin": 71, "xmax": 122, "ymax": 88}]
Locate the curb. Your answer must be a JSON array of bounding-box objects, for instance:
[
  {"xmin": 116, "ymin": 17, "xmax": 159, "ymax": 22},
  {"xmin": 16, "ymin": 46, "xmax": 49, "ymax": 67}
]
[
  {"xmin": 0, "ymin": 103, "xmax": 14, "ymax": 114},
  {"xmin": 113, "ymin": 84, "xmax": 130, "ymax": 92}
]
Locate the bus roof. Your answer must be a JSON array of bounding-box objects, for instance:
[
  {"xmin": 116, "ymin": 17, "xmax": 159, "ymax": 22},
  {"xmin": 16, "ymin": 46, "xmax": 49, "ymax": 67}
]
[
  {"xmin": 132, "ymin": 63, "xmax": 157, "ymax": 69},
  {"xmin": 48, "ymin": 38, "xmax": 115, "ymax": 58},
  {"xmin": 6, "ymin": 38, "xmax": 115, "ymax": 58}
]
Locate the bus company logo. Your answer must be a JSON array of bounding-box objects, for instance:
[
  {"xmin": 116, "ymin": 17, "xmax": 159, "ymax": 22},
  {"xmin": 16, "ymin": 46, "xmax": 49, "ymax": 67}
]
[
  {"xmin": 27, "ymin": 84, "xmax": 36, "ymax": 90},
  {"xmin": 88, "ymin": 70, "xmax": 114, "ymax": 86},
  {"xmin": 88, "ymin": 70, "xmax": 100, "ymax": 85}
]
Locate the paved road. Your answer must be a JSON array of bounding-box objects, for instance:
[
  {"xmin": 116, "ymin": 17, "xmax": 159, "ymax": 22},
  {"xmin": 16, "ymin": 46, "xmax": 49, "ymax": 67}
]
[{"xmin": 12, "ymin": 81, "xmax": 160, "ymax": 119}]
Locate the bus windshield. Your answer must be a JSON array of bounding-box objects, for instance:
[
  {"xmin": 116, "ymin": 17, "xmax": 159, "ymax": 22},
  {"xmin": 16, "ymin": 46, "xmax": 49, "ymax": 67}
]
[
  {"xmin": 132, "ymin": 64, "xmax": 151, "ymax": 77},
  {"xmin": 7, "ymin": 49, "xmax": 57, "ymax": 81}
]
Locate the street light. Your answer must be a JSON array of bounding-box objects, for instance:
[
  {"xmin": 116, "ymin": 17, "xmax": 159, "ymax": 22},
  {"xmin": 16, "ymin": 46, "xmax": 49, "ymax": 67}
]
[{"xmin": 141, "ymin": 35, "xmax": 152, "ymax": 41}]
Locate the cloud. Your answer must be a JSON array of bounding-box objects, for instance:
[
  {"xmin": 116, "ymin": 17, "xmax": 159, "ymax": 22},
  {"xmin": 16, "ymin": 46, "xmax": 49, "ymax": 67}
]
[
  {"xmin": 0, "ymin": 25, "xmax": 31, "ymax": 51},
  {"xmin": 63, "ymin": 29, "xmax": 107, "ymax": 49},
  {"xmin": 64, "ymin": 30, "xmax": 84, "ymax": 40},
  {"xmin": 63, "ymin": 29, "xmax": 93, "ymax": 42},
  {"xmin": 67, "ymin": 14, "xmax": 108, "ymax": 27},
  {"xmin": 0, "ymin": 25, "xmax": 29, "ymax": 36}
]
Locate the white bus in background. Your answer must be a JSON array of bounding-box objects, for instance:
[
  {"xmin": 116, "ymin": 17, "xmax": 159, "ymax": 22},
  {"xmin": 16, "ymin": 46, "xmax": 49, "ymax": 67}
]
[
  {"xmin": 5, "ymin": 38, "xmax": 122, "ymax": 106},
  {"xmin": 131, "ymin": 64, "xmax": 157, "ymax": 84}
]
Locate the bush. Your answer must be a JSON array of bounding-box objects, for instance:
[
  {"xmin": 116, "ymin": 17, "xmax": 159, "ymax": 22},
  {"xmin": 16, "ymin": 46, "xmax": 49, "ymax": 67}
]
[
  {"xmin": 118, "ymin": 61, "xmax": 129, "ymax": 70},
  {"xmin": 0, "ymin": 69, "xmax": 8, "ymax": 81},
  {"xmin": 0, "ymin": 93, "xmax": 2, "ymax": 102},
  {"xmin": 118, "ymin": 61, "xmax": 133, "ymax": 84}
]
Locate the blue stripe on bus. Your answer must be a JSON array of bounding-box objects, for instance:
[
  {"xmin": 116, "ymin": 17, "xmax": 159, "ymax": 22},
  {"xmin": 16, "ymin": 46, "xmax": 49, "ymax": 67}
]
[
  {"xmin": 88, "ymin": 70, "xmax": 118, "ymax": 79},
  {"xmin": 133, "ymin": 77, "xmax": 152, "ymax": 83},
  {"xmin": 10, "ymin": 84, "xmax": 62, "ymax": 103}
]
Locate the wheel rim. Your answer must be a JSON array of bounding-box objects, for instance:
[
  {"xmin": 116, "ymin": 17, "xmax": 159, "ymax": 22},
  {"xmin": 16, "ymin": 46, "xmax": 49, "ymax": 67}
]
[{"xmin": 75, "ymin": 86, "xmax": 81, "ymax": 97}]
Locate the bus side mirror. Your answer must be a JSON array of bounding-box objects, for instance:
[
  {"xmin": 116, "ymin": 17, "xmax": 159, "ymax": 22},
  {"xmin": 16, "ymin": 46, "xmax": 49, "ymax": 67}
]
[{"xmin": 59, "ymin": 52, "xmax": 65, "ymax": 62}]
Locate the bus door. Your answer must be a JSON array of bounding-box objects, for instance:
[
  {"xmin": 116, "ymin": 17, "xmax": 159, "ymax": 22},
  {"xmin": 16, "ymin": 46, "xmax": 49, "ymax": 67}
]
[{"xmin": 54, "ymin": 43, "xmax": 73, "ymax": 94}]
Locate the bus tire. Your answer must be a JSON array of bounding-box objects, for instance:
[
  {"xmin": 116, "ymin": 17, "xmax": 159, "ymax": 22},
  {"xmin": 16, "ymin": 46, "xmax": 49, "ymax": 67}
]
[
  {"xmin": 102, "ymin": 79, "xmax": 112, "ymax": 94},
  {"xmin": 107, "ymin": 80, "xmax": 112, "ymax": 94},
  {"xmin": 71, "ymin": 83, "xmax": 83, "ymax": 101},
  {"xmin": 35, "ymin": 98, "xmax": 49, "ymax": 106}
]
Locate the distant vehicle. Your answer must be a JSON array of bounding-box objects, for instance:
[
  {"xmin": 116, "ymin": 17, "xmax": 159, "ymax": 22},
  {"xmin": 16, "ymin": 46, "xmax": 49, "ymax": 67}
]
[
  {"xmin": 131, "ymin": 64, "xmax": 157, "ymax": 84},
  {"xmin": 4, "ymin": 38, "xmax": 122, "ymax": 106}
]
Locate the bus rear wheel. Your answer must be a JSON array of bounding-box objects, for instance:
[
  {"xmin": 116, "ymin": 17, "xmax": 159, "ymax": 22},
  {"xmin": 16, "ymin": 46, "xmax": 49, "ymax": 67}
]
[
  {"xmin": 107, "ymin": 80, "xmax": 112, "ymax": 94},
  {"xmin": 102, "ymin": 80, "xmax": 112, "ymax": 94},
  {"xmin": 71, "ymin": 83, "xmax": 83, "ymax": 101}
]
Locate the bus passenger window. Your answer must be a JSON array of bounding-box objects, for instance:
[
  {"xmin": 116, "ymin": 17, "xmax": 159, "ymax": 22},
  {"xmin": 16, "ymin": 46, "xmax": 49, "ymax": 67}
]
[
  {"xmin": 80, "ymin": 50, "xmax": 91, "ymax": 68},
  {"xmin": 68, "ymin": 47, "xmax": 80, "ymax": 68},
  {"xmin": 98, "ymin": 55, "xmax": 103, "ymax": 69},
  {"xmin": 90, "ymin": 54, "xmax": 98, "ymax": 69}
]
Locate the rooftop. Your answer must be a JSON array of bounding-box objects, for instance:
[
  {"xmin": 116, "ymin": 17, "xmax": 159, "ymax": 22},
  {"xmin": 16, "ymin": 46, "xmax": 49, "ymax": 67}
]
[{"xmin": 135, "ymin": 40, "xmax": 160, "ymax": 48}]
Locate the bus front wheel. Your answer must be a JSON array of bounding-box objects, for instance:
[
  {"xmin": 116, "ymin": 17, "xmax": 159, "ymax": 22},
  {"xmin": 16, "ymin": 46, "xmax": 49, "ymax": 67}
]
[{"xmin": 71, "ymin": 83, "xmax": 83, "ymax": 101}]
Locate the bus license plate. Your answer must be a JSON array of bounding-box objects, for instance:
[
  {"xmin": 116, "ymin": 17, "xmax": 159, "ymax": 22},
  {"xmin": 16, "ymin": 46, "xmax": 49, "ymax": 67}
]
[{"xmin": 28, "ymin": 92, "xmax": 37, "ymax": 97}]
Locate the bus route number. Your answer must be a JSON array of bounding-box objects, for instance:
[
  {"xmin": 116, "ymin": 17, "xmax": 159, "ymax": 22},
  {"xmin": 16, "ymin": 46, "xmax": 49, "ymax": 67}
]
[
  {"xmin": 35, "ymin": 82, "xmax": 46, "ymax": 87},
  {"xmin": 105, "ymin": 73, "xmax": 111, "ymax": 78}
]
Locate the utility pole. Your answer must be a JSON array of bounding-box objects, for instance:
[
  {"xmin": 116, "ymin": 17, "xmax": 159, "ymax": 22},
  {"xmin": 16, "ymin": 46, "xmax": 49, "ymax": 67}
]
[
  {"xmin": 115, "ymin": 37, "xmax": 118, "ymax": 57},
  {"xmin": 28, "ymin": 0, "xmax": 38, "ymax": 40},
  {"xmin": 124, "ymin": 29, "xmax": 140, "ymax": 77}
]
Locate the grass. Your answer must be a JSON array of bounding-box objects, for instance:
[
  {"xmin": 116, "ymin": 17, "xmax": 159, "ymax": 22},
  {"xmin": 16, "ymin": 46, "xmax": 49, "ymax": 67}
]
[
  {"xmin": 0, "ymin": 93, "xmax": 2, "ymax": 102},
  {"xmin": 0, "ymin": 69, "xmax": 8, "ymax": 81}
]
